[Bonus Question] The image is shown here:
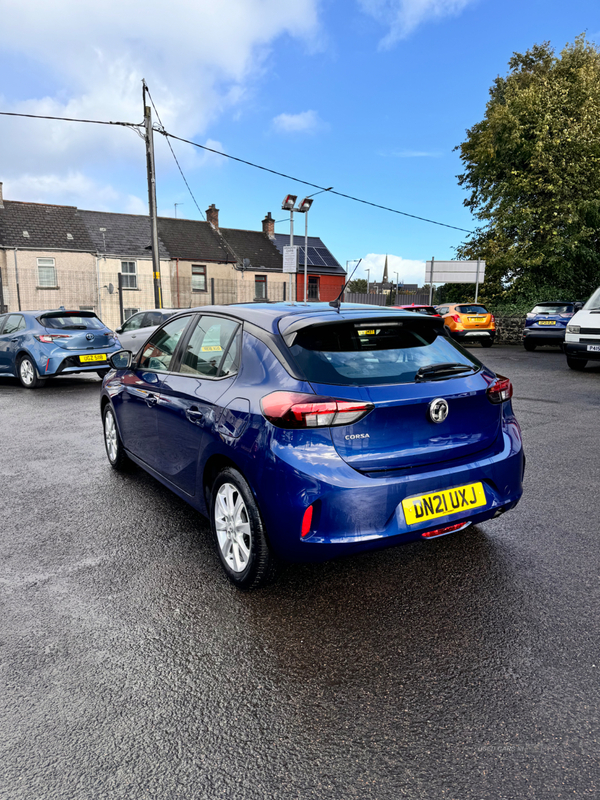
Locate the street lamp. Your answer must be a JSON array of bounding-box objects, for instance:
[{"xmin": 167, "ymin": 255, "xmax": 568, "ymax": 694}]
[
  {"xmin": 281, "ymin": 195, "xmax": 298, "ymax": 303},
  {"xmin": 365, "ymin": 268, "xmax": 370, "ymax": 296},
  {"xmin": 295, "ymin": 197, "xmax": 313, "ymax": 305},
  {"xmin": 395, "ymin": 271, "xmax": 399, "ymax": 303}
]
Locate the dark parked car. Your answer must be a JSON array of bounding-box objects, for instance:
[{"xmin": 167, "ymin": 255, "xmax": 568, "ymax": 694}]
[
  {"xmin": 100, "ymin": 303, "xmax": 524, "ymax": 590},
  {"xmin": 0, "ymin": 309, "xmax": 121, "ymax": 388},
  {"xmin": 522, "ymin": 301, "xmax": 582, "ymax": 350},
  {"xmin": 391, "ymin": 304, "xmax": 441, "ymax": 316}
]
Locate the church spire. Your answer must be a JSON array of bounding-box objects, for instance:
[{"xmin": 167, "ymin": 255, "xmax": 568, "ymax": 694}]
[{"xmin": 382, "ymin": 254, "xmax": 389, "ymax": 284}]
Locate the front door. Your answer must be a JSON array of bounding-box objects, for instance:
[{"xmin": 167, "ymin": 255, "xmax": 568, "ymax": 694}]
[
  {"xmin": 156, "ymin": 315, "xmax": 241, "ymax": 496},
  {"xmin": 114, "ymin": 315, "xmax": 193, "ymax": 469},
  {"xmin": 0, "ymin": 315, "xmax": 26, "ymax": 374}
]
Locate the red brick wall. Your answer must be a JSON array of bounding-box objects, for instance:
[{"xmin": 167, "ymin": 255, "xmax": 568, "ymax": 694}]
[{"xmin": 296, "ymin": 273, "xmax": 345, "ymax": 302}]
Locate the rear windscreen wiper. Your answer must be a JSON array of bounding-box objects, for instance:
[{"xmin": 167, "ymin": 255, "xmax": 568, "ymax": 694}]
[{"xmin": 415, "ymin": 362, "xmax": 478, "ymax": 381}]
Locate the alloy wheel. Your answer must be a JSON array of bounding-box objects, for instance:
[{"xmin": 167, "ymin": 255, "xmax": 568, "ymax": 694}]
[
  {"xmin": 104, "ymin": 409, "xmax": 118, "ymax": 463},
  {"xmin": 20, "ymin": 358, "xmax": 34, "ymax": 386},
  {"xmin": 214, "ymin": 482, "xmax": 252, "ymax": 574}
]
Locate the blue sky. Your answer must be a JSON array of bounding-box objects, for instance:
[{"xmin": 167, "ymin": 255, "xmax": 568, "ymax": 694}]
[{"xmin": 1, "ymin": 0, "xmax": 599, "ymax": 285}]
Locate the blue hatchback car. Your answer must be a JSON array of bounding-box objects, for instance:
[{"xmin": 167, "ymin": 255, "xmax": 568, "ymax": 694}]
[
  {"xmin": 522, "ymin": 301, "xmax": 582, "ymax": 350},
  {"xmin": 100, "ymin": 303, "xmax": 524, "ymax": 589},
  {"xmin": 0, "ymin": 308, "xmax": 121, "ymax": 388}
]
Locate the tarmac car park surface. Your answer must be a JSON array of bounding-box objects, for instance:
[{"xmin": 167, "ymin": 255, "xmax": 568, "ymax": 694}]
[{"xmin": 1, "ymin": 346, "xmax": 599, "ymax": 799}]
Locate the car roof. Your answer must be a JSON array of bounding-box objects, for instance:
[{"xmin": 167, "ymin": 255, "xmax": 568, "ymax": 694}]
[{"xmin": 174, "ymin": 301, "xmax": 421, "ymax": 335}]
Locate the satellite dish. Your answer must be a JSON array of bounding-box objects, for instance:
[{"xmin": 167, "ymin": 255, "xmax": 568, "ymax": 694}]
[{"xmin": 107, "ymin": 283, "xmax": 114, "ymax": 295}]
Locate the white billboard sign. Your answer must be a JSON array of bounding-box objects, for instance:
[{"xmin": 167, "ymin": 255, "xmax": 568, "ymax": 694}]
[
  {"xmin": 425, "ymin": 260, "xmax": 485, "ymax": 284},
  {"xmin": 282, "ymin": 245, "xmax": 299, "ymax": 273}
]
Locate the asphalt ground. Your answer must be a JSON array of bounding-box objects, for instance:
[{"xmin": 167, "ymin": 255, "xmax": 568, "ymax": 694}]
[{"xmin": 1, "ymin": 345, "xmax": 599, "ymax": 799}]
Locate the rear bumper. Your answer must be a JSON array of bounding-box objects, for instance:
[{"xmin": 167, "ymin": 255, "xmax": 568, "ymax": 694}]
[
  {"xmin": 450, "ymin": 329, "xmax": 495, "ymax": 341},
  {"xmin": 256, "ymin": 409, "xmax": 523, "ymax": 563},
  {"xmin": 523, "ymin": 328, "xmax": 565, "ymax": 342}
]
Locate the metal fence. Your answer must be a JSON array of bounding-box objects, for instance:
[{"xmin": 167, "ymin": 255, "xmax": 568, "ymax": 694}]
[{"xmin": 344, "ymin": 291, "xmax": 431, "ymax": 306}]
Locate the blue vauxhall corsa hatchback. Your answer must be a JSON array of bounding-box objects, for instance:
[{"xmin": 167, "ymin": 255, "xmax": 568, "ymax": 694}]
[
  {"xmin": 100, "ymin": 303, "xmax": 525, "ymax": 589},
  {"xmin": 0, "ymin": 309, "xmax": 121, "ymax": 388}
]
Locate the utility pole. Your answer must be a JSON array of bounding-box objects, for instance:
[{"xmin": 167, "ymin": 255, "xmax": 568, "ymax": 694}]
[{"xmin": 143, "ymin": 80, "xmax": 162, "ymax": 309}]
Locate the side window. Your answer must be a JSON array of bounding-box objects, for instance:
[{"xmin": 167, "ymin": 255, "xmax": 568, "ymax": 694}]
[
  {"xmin": 122, "ymin": 313, "xmax": 145, "ymax": 332},
  {"xmin": 3, "ymin": 315, "xmax": 24, "ymax": 334},
  {"xmin": 138, "ymin": 316, "xmax": 190, "ymax": 372},
  {"xmin": 180, "ymin": 316, "xmax": 240, "ymax": 378},
  {"xmin": 438, "ymin": 307, "xmax": 449, "ymax": 315},
  {"xmin": 143, "ymin": 311, "xmax": 163, "ymax": 328},
  {"xmin": 0, "ymin": 315, "xmax": 6, "ymax": 333}
]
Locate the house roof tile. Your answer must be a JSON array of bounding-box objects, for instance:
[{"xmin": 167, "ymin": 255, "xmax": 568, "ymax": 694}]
[{"xmin": 0, "ymin": 201, "xmax": 95, "ymax": 251}]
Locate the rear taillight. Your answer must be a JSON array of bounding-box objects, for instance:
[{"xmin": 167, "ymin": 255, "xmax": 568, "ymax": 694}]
[
  {"xmin": 451, "ymin": 314, "xmax": 462, "ymax": 324},
  {"xmin": 487, "ymin": 374, "xmax": 513, "ymax": 404},
  {"xmin": 422, "ymin": 522, "xmax": 468, "ymax": 539},
  {"xmin": 34, "ymin": 334, "xmax": 71, "ymax": 343},
  {"xmin": 261, "ymin": 391, "xmax": 374, "ymax": 429}
]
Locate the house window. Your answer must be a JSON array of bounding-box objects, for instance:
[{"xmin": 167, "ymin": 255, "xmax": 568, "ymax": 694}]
[
  {"xmin": 192, "ymin": 265, "xmax": 207, "ymax": 292},
  {"xmin": 121, "ymin": 261, "xmax": 137, "ymax": 289},
  {"xmin": 255, "ymin": 275, "xmax": 267, "ymax": 300},
  {"xmin": 308, "ymin": 276, "xmax": 319, "ymax": 300},
  {"xmin": 124, "ymin": 307, "xmax": 140, "ymax": 320},
  {"xmin": 37, "ymin": 258, "xmax": 57, "ymax": 288}
]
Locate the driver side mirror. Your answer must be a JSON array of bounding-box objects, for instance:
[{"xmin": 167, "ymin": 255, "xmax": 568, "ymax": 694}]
[
  {"xmin": 574, "ymin": 302, "xmax": 583, "ymax": 311},
  {"xmin": 109, "ymin": 350, "xmax": 133, "ymax": 370},
  {"xmin": 116, "ymin": 326, "xmax": 123, "ymax": 333}
]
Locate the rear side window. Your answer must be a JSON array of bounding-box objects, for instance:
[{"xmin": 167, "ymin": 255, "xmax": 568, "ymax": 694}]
[
  {"xmin": 456, "ymin": 305, "xmax": 488, "ymax": 314},
  {"xmin": 180, "ymin": 316, "xmax": 240, "ymax": 378},
  {"xmin": 289, "ymin": 320, "xmax": 479, "ymax": 386},
  {"xmin": 41, "ymin": 312, "xmax": 104, "ymax": 330},
  {"xmin": 3, "ymin": 315, "xmax": 26, "ymax": 334}
]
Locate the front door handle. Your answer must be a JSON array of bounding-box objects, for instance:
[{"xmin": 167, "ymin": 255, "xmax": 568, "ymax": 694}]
[
  {"xmin": 11, "ymin": 338, "xmax": 18, "ymax": 342},
  {"xmin": 185, "ymin": 406, "xmax": 204, "ymax": 423},
  {"xmin": 145, "ymin": 393, "xmax": 157, "ymax": 407}
]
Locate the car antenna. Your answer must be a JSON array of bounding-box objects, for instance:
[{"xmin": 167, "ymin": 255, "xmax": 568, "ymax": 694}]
[{"xmin": 329, "ymin": 259, "xmax": 362, "ymax": 312}]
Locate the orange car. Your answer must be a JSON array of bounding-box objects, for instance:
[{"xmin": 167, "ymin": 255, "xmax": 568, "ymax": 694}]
[{"xmin": 435, "ymin": 303, "xmax": 496, "ymax": 348}]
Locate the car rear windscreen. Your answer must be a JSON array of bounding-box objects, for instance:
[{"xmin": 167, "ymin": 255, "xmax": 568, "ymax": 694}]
[
  {"xmin": 40, "ymin": 312, "xmax": 105, "ymax": 330},
  {"xmin": 289, "ymin": 320, "xmax": 480, "ymax": 386},
  {"xmin": 531, "ymin": 304, "xmax": 573, "ymax": 314},
  {"xmin": 456, "ymin": 305, "xmax": 488, "ymax": 314}
]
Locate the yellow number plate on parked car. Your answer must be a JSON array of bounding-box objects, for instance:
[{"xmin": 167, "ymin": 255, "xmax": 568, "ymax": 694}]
[
  {"xmin": 538, "ymin": 320, "xmax": 556, "ymax": 325},
  {"xmin": 402, "ymin": 482, "xmax": 487, "ymax": 525},
  {"xmin": 79, "ymin": 353, "xmax": 107, "ymax": 363},
  {"xmin": 468, "ymin": 317, "xmax": 486, "ymax": 323}
]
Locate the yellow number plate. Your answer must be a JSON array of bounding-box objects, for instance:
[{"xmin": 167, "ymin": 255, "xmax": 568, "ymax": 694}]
[
  {"xmin": 402, "ymin": 482, "xmax": 487, "ymax": 525},
  {"xmin": 468, "ymin": 317, "xmax": 486, "ymax": 323},
  {"xmin": 358, "ymin": 329, "xmax": 376, "ymax": 335},
  {"xmin": 538, "ymin": 320, "xmax": 556, "ymax": 325},
  {"xmin": 79, "ymin": 353, "xmax": 107, "ymax": 363}
]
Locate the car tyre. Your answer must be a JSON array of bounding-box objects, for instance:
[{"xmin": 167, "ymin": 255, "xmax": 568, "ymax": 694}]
[
  {"xmin": 210, "ymin": 467, "xmax": 277, "ymax": 590},
  {"xmin": 18, "ymin": 355, "xmax": 46, "ymax": 389},
  {"xmin": 480, "ymin": 339, "xmax": 493, "ymax": 348},
  {"xmin": 103, "ymin": 405, "xmax": 130, "ymax": 471},
  {"xmin": 523, "ymin": 340, "xmax": 536, "ymax": 352},
  {"xmin": 97, "ymin": 369, "xmax": 110, "ymax": 379},
  {"xmin": 566, "ymin": 356, "xmax": 587, "ymax": 371}
]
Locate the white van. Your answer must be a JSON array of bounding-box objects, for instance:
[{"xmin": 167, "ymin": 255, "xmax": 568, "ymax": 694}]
[{"xmin": 563, "ymin": 288, "xmax": 600, "ymax": 370}]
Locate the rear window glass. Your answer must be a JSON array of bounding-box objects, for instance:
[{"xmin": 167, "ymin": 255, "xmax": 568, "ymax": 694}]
[
  {"xmin": 456, "ymin": 305, "xmax": 488, "ymax": 314},
  {"xmin": 41, "ymin": 313, "xmax": 105, "ymax": 330},
  {"xmin": 289, "ymin": 320, "xmax": 479, "ymax": 386},
  {"xmin": 531, "ymin": 304, "xmax": 573, "ymax": 314}
]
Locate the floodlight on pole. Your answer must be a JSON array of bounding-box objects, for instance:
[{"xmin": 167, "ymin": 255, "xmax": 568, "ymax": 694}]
[
  {"xmin": 395, "ymin": 271, "xmax": 399, "ymax": 302},
  {"xmin": 282, "ymin": 195, "xmax": 297, "ymax": 210},
  {"xmin": 295, "ymin": 197, "xmax": 314, "ymax": 305},
  {"xmin": 365, "ymin": 268, "xmax": 370, "ymax": 296}
]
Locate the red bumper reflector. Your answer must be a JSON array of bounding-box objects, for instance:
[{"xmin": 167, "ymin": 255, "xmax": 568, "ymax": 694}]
[
  {"xmin": 421, "ymin": 522, "xmax": 467, "ymax": 539},
  {"xmin": 301, "ymin": 505, "xmax": 314, "ymax": 538}
]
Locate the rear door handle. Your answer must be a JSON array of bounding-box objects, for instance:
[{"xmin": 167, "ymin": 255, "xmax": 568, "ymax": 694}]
[
  {"xmin": 145, "ymin": 393, "xmax": 157, "ymax": 407},
  {"xmin": 185, "ymin": 407, "xmax": 204, "ymax": 423}
]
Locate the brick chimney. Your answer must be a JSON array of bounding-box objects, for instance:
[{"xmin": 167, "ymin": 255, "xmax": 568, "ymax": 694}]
[
  {"xmin": 0, "ymin": 182, "xmax": 4, "ymax": 209},
  {"xmin": 206, "ymin": 204, "xmax": 219, "ymax": 230},
  {"xmin": 262, "ymin": 212, "xmax": 275, "ymax": 239}
]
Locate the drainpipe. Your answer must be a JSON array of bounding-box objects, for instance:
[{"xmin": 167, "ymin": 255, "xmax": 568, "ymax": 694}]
[
  {"xmin": 13, "ymin": 248, "xmax": 21, "ymax": 311},
  {"xmin": 96, "ymin": 253, "xmax": 102, "ymax": 320},
  {"xmin": 176, "ymin": 258, "xmax": 180, "ymax": 308}
]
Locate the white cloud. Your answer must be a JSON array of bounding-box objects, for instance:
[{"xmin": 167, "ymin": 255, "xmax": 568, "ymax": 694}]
[
  {"xmin": 358, "ymin": 0, "xmax": 476, "ymax": 47},
  {"xmin": 359, "ymin": 253, "xmax": 426, "ymax": 286},
  {"xmin": 0, "ymin": 0, "xmax": 320, "ymax": 207},
  {"xmin": 3, "ymin": 172, "xmax": 145, "ymax": 213},
  {"xmin": 272, "ymin": 110, "xmax": 323, "ymax": 134}
]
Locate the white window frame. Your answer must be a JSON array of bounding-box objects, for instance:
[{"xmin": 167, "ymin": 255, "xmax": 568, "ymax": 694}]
[
  {"xmin": 37, "ymin": 257, "xmax": 57, "ymax": 288},
  {"xmin": 121, "ymin": 261, "xmax": 138, "ymax": 289}
]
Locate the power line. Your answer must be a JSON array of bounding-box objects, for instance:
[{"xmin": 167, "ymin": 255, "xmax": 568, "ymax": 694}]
[
  {"xmin": 160, "ymin": 131, "xmax": 474, "ymax": 234},
  {"xmin": 0, "ymin": 108, "xmax": 473, "ymax": 234},
  {"xmin": 143, "ymin": 87, "xmax": 206, "ymax": 221}
]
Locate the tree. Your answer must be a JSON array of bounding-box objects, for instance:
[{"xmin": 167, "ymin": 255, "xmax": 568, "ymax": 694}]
[
  {"xmin": 456, "ymin": 36, "xmax": 600, "ymax": 303},
  {"xmin": 347, "ymin": 278, "xmax": 367, "ymax": 294}
]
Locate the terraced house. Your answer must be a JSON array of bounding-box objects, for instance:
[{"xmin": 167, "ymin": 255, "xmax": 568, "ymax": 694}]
[{"xmin": 0, "ymin": 184, "xmax": 345, "ymax": 330}]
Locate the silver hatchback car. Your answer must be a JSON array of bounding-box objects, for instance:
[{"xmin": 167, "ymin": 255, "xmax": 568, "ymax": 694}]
[{"xmin": 116, "ymin": 309, "xmax": 179, "ymax": 354}]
